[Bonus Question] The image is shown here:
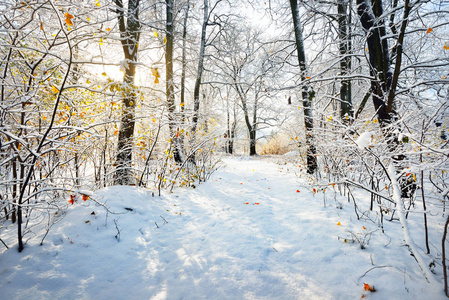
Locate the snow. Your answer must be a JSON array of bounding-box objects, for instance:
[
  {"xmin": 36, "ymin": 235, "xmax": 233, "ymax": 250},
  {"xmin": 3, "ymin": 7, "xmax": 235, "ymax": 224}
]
[
  {"xmin": 356, "ymin": 132, "xmax": 373, "ymax": 150},
  {"xmin": 0, "ymin": 157, "xmax": 445, "ymax": 299},
  {"xmin": 119, "ymin": 60, "xmax": 129, "ymax": 72}
]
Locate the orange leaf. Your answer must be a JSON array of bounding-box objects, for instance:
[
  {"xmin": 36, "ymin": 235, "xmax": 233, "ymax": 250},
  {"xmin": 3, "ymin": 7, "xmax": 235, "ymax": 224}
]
[
  {"xmin": 363, "ymin": 283, "xmax": 375, "ymax": 292},
  {"xmin": 363, "ymin": 226, "xmax": 366, "ymax": 230},
  {"xmin": 69, "ymin": 199, "xmax": 74, "ymax": 205},
  {"xmin": 40, "ymin": 21, "xmax": 43, "ymax": 30},
  {"xmin": 245, "ymin": 202, "xmax": 249, "ymax": 205},
  {"xmin": 426, "ymin": 28, "xmax": 433, "ymax": 33},
  {"xmin": 444, "ymin": 42, "xmax": 449, "ymax": 50},
  {"xmin": 64, "ymin": 12, "xmax": 74, "ymax": 26},
  {"xmin": 296, "ymin": 190, "xmax": 300, "ymax": 193},
  {"xmin": 313, "ymin": 188, "xmax": 316, "ymax": 193},
  {"xmin": 82, "ymin": 194, "xmax": 89, "ymax": 201},
  {"xmin": 255, "ymin": 203, "xmax": 260, "ymax": 205},
  {"xmin": 337, "ymin": 222, "xmax": 341, "ymax": 226}
]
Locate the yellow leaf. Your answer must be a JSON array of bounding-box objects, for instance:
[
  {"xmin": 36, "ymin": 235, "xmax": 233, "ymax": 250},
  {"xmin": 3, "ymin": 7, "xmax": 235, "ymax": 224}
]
[
  {"xmin": 180, "ymin": 102, "xmax": 184, "ymax": 107},
  {"xmin": 51, "ymin": 86, "xmax": 59, "ymax": 93},
  {"xmin": 95, "ymin": 0, "xmax": 100, "ymax": 7},
  {"xmin": 154, "ymin": 31, "xmax": 158, "ymax": 38},
  {"xmin": 106, "ymin": 27, "xmax": 111, "ymax": 31},
  {"xmin": 337, "ymin": 222, "xmax": 341, "ymax": 226},
  {"xmin": 152, "ymin": 118, "xmax": 156, "ymax": 123},
  {"xmin": 444, "ymin": 42, "xmax": 449, "ymax": 50},
  {"xmin": 327, "ymin": 116, "xmax": 333, "ymax": 121},
  {"xmin": 373, "ymin": 119, "xmax": 378, "ymax": 123},
  {"xmin": 164, "ymin": 36, "xmax": 167, "ymax": 43},
  {"xmin": 413, "ymin": 173, "xmax": 416, "ymax": 182},
  {"xmin": 99, "ymin": 38, "xmax": 103, "ymax": 45}
]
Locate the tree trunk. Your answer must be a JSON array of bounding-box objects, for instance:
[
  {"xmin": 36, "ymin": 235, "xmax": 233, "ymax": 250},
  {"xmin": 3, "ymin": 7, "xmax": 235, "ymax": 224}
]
[
  {"xmin": 192, "ymin": 0, "xmax": 208, "ymax": 135},
  {"xmin": 113, "ymin": 0, "xmax": 140, "ymax": 185},
  {"xmin": 180, "ymin": 0, "xmax": 190, "ymax": 114},
  {"xmin": 249, "ymin": 129, "xmax": 257, "ymax": 156},
  {"xmin": 356, "ymin": 0, "xmax": 411, "ymax": 149},
  {"xmin": 166, "ymin": 0, "xmax": 183, "ymax": 163},
  {"xmin": 289, "ymin": 0, "xmax": 317, "ymax": 174},
  {"xmin": 356, "ymin": 0, "xmax": 393, "ymax": 129},
  {"xmin": 337, "ymin": 0, "xmax": 353, "ymax": 123}
]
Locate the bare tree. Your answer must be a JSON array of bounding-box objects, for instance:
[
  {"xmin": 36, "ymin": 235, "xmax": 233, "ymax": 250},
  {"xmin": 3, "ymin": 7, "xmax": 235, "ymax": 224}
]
[{"xmin": 289, "ymin": 0, "xmax": 317, "ymax": 173}]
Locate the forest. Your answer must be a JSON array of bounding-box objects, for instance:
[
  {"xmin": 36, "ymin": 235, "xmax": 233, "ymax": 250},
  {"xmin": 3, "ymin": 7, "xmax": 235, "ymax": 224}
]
[{"xmin": 1, "ymin": 0, "xmax": 449, "ymax": 298}]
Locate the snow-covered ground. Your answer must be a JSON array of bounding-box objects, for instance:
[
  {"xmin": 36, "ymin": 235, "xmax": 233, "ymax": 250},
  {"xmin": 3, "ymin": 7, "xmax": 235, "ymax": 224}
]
[{"xmin": 0, "ymin": 156, "xmax": 445, "ymax": 299}]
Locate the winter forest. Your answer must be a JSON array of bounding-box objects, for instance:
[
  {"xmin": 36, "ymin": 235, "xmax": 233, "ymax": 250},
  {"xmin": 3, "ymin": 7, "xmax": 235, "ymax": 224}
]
[{"xmin": 1, "ymin": 0, "xmax": 449, "ymax": 298}]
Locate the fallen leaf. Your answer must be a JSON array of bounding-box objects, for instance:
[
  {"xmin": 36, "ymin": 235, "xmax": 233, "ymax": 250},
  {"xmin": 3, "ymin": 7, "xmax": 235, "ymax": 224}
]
[
  {"xmin": 254, "ymin": 203, "xmax": 260, "ymax": 205},
  {"xmin": 296, "ymin": 190, "xmax": 300, "ymax": 193},
  {"xmin": 363, "ymin": 283, "xmax": 375, "ymax": 292},
  {"xmin": 337, "ymin": 222, "xmax": 341, "ymax": 226}
]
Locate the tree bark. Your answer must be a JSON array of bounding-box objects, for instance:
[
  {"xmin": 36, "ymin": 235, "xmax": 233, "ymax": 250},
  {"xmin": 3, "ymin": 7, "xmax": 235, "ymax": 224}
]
[{"xmin": 289, "ymin": 0, "xmax": 317, "ymax": 174}]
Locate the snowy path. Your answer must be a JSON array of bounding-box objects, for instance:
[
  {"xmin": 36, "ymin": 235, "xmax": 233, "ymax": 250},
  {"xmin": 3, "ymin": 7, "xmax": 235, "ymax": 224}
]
[{"xmin": 0, "ymin": 157, "xmax": 442, "ymax": 299}]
